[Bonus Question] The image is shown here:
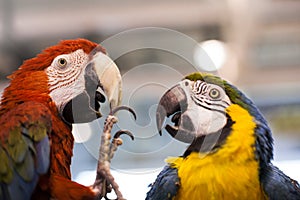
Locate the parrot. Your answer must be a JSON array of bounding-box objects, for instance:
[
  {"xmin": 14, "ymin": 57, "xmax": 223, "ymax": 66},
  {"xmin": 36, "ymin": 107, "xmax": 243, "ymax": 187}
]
[
  {"xmin": 0, "ymin": 38, "xmax": 131, "ymax": 200},
  {"xmin": 146, "ymin": 72, "xmax": 300, "ymax": 200}
]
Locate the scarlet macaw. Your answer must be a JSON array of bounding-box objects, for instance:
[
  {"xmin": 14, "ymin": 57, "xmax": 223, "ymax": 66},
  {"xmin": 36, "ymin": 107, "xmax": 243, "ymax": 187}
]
[{"xmin": 0, "ymin": 39, "xmax": 131, "ymax": 200}]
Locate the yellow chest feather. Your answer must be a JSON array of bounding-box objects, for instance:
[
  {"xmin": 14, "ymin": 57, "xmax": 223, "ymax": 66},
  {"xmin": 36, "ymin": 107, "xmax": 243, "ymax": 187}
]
[
  {"xmin": 168, "ymin": 105, "xmax": 267, "ymax": 200},
  {"xmin": 170, "ymin": 153, "xmax": 266, "ymax": 200}
]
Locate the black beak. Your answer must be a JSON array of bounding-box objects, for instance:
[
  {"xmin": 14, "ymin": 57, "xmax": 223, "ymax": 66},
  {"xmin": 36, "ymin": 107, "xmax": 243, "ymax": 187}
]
[
  {"xmin": 156, "ymin": 83, "xmax": 198, "ymax": 143},
  {"xmin": 156, "ymin": 84, "xmax": 188, "ymax": 136}
]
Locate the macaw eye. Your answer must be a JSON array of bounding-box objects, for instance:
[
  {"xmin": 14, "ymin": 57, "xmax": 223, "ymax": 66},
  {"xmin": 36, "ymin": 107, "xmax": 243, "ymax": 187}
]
[
  {"xmin": 58, "ymin": 58, "xmax": 67, "ymax": 67},
  {"xmin": 209, "ymin": 88, "xmax": 220, "ymax": 99}
]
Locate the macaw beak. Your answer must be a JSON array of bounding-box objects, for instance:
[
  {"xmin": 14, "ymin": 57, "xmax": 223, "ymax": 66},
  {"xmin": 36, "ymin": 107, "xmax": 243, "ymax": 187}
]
[
  {"xmin": 92, "ymin": 52, "xmax": 122, "ymax": 109},
  {"xmin": 156, "ymin": 83, "xmax": 196, "ymax": 143},
  {"xmin": 156, "ymin": 84, "xmax": 186, "ymax": 135},
  {"xmin": 62, "ymin": 51, "xmax": 122, "ymax": 124}
]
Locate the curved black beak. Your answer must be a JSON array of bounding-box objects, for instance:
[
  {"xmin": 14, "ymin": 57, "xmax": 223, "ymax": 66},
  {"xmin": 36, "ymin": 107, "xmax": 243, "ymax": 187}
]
[{"xmin": 156, "ymin": 84, "xmax": 188, "ymax": 136}]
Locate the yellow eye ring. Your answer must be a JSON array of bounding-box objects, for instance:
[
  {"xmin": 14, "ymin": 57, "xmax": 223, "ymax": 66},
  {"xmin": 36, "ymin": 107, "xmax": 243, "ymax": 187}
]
[
  {"xmin": 209, "ymin": 88, "xmax": 220, "ymax": 99},
  {"xmin": 58, "ymin": 58, "xmax": 67, "ymax": 67}
]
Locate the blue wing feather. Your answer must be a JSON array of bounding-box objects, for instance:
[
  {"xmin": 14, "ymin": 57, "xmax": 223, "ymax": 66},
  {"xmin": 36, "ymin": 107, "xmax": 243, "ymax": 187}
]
[
  {"xmin": 261, "ymin": 163, "xmax": 300, "ymax": 200},
  {"xmin": 0, "ymin": 102, "xmax": 51, "ymax": 200},
  {"xmin": 146, "ymin": 165, "xmax": 180, "ymax": 200},
  {"xmin": 35, "ymin": 137, "xmax": 50, "ymax": 174}
]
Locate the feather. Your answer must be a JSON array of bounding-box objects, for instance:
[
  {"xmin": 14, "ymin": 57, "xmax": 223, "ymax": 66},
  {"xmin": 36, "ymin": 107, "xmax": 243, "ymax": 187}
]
[
  {"xmin": 148, "ymin": 72, "xmax": 300, "ymax": 199},
  {"xmin": 261, "ymin": 163, "xmax": 300, "ymax": 200},
  {"xmin": 146, "ymin": 166, "xmax": 179, "ymax": 200},
  {"xmin": 0, "ymin": 102, "xmax": 51, "ymax": 200}
]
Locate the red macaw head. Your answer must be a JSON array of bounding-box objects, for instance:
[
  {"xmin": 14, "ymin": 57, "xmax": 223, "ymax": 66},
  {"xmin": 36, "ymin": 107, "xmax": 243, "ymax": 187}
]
[{"xmin": 1, "ymin": 39, "xmax": 122, "ymax": 124}]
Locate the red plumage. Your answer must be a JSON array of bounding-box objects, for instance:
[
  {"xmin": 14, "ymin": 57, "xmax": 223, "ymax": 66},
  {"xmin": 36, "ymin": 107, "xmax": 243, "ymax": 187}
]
[{"xmin": 0, "ymin": 39, "xmax": 108, "ymax": 199}]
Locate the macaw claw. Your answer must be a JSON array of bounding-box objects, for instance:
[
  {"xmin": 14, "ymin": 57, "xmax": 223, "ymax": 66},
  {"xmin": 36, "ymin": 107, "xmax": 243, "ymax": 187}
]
[
  {"xmin": 93, "ymin": 105, "xmax": 136, "ymax": 200},
  {"xmin": 110, "ymin": 105, "xmax": 137, "ymax": 121},
  {"xmin": 113, "ymin": 130, "xmax": 134, "ymax": 141}
]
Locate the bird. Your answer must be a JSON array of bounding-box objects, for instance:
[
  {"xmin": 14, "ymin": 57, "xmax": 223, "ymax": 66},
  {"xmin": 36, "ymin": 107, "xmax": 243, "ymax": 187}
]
[
  {"xmin": 0, "ymin": 38, "xmax": 132, "ymax": 200},
  {"xmin": 146, "ymin": 72, "xmax": 300, "ymax": 200}
]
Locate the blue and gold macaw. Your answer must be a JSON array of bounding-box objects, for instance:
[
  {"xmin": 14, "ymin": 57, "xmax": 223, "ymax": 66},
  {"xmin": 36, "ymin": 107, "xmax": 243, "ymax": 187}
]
[{"xmin": 146, "ymin": 72, "xmax": 300, "ymax": 200}]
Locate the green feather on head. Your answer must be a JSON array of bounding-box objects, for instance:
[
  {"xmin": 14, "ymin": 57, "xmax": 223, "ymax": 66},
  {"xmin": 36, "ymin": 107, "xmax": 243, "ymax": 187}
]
[{"xmin": 185, "ymin": 72, "xmax": 250, "ymax": 111}]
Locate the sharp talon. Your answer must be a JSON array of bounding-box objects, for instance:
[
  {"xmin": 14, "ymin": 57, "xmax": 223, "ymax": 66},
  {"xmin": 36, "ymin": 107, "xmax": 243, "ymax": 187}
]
[
  {"xmin": 114, "ymin": 130, "xmax": 134, "ymax": 141},
  {"xmin": 110, "ymin": 106, "xmax": 137, "ymax": 121}
]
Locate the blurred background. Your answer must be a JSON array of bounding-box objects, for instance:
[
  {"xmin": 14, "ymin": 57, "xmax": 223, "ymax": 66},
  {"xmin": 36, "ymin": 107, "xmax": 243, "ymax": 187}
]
[{"xmin": 0, "ymin": 0, "xmax": 300, "ymax": 199}]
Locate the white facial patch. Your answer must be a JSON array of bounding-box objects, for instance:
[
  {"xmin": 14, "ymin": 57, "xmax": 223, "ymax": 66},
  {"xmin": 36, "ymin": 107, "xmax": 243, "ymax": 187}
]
[
  {"xmin": 179, "ymin": 79, "xmax": 231, "ymax": 136},
  {"xmin": 45, "ymin": 49, "xmax": 89, "ymax": 112},
  {"xmin": 186, "ymin": 104, "xmax": 227, "ymax": 136}
]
